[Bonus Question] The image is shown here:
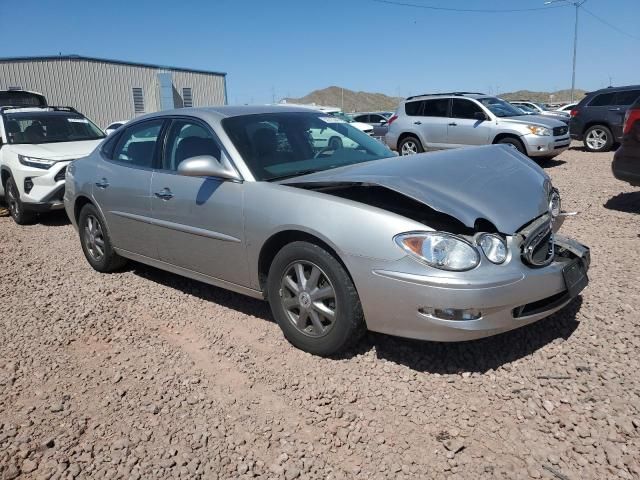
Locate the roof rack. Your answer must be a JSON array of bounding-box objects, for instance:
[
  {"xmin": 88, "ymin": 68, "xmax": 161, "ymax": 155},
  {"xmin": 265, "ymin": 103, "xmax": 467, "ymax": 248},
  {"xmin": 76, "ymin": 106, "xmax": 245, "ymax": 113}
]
[
  {"xmin": 0, "ymin": 105, "xmax": 80, "ymax": 114},
  {"xmin": 406, "ymin": 92, "xmax": 485, "ymax": 100}
]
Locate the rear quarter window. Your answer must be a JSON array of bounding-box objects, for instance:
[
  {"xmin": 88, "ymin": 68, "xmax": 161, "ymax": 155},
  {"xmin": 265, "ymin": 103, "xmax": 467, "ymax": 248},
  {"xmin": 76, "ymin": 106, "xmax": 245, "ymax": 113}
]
[
  {"xmin": 614, "ymin": 90, "xmax": 640, "ymax": 106},
  {"xmin": 404, "ymin": 101, "xmax": 423, "ymax": 116}
]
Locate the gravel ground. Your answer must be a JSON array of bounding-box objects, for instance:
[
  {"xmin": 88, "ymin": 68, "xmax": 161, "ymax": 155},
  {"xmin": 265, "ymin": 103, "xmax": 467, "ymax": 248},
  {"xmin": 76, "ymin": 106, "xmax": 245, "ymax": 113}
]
[{"xmin": 1, "ymin": 144, "xmax": 639, "ymax": 480}]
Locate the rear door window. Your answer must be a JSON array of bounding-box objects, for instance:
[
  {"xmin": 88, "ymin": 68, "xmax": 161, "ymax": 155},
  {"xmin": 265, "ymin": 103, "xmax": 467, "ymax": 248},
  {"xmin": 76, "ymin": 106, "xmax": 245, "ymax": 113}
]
[
  {"xmin": 422, "ymin": 99, "xmax": 449, "ymax": 117},
  {"xmin": 112, "ymin": 120, "xmax": 164, "ymax": 168},
  {"xmin": 589, "ymin": 92, "xmax": 616, "ymax": 107},
  {"xmin": 353, "ymin": 114, "xmax": 369, "ymax": 123},
  {"xmin": 614, "ymin": 90, "xmax": 640, "ymax": 106}
]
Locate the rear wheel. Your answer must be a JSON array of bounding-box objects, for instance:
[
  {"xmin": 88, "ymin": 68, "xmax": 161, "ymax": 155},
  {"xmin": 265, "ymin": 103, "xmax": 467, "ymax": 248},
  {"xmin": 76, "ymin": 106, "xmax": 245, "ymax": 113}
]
[
  {"xmin": 5, "ymin": 177, "xmax": 36, "ymax": 225},
  {"xmin": 497, "ymin": 137, "xmax": 526, "ymax": 155},
  {"xmin": 398, "ymin": 136, "xmax": 424, "ymax": 155},
  {"xmin": 584, "ymin": 125, "xmax": 613, "ymax": 152},
  {"xmin": 78, "ymin": 204, "xmax": 127, "ymax": 272},
  {"xmin": 267, "ymin": 241, "xmax": 365, "ymax": 356}
]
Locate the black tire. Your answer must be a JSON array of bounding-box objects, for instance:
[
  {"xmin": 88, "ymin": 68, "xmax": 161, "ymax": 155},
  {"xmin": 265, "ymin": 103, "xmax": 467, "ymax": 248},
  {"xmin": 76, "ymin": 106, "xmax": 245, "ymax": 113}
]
[
  {"xmin": 583, "ymin": 125, "xmax": 613, "ymax": 152},
  {"xmin": 398, "ymin": 136, "xmax": 424, "ymax": 155},
  {"xmin": 267, "ymin": 241, "xmax": 365, "ymax": 356},
  {"xmin": 497, "ymin": 137, "xmax": 527, "ymax": 155},
  {"xmin": 78, "ymin": 203, "xmax": 127, "ymax": 272},
  {"xmin": 5, "ymin": 177, "xmax": 36, "ymax": 225}
]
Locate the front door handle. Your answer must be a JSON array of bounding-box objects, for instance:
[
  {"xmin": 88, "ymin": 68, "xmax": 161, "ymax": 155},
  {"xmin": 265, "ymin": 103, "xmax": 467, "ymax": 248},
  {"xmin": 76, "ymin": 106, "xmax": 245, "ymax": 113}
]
[
  {"xmin": 95, "ymin": 178, "xmax": 109, "ymax": 189},
  {"xmin": 448, "ymin": 122, "xmax": 458, "ymax": 126},
  {"xmin": 154, "ymin": 188, "xmax": 174, "ymax": 201},
  {"xmin": 608, "ymin": 108, "xmax": 621, "ymax": 111},
  {"xmin": 413, "ymin": 121, "xmax": 422, "ymax": 125}
]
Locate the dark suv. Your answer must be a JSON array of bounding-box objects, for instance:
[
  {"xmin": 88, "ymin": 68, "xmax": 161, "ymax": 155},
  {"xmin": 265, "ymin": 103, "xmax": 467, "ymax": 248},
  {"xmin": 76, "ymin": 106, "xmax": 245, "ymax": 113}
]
[{"xmin": 570, "ymin": 85, "xmax": 640, "ymax": 152}]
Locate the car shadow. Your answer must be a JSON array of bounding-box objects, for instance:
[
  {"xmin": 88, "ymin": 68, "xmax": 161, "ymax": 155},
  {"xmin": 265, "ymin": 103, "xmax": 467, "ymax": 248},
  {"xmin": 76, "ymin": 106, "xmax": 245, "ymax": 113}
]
[
  {"xmin": 338, "ymin": 297, "xmax": 583, "ymax": 373},
  {"xmin": 130, "ymin": 263, "xmax": 273, "ymax": 322},
  {"xmin": 604, "ymin": 191, "xmax": 640, "ymax": 214},
  {"xmin": 37, "ymin": 210, "xmax": 71, "ymax": 227},
  {"xmin": 124, "ymin": 260, "xmax": 582, "ymax": 372},
  {"xmin": 538, "ymin": 158, "xmax": 567, "ymax": 168}
]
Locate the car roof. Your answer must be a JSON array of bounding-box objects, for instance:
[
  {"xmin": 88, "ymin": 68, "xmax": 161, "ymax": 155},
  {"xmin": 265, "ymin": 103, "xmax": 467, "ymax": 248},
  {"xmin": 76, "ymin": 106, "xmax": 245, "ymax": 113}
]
[
  {"xmin": 134, "ymin": 105, "xmax": 320, "ymax": 123},
  {"xmin": 404, "ymin": 92, "xmax": 487, "ymax": 102},
  {"xmin": 587, "ymin": 84, "xmax": 640, "ymax": 95}
]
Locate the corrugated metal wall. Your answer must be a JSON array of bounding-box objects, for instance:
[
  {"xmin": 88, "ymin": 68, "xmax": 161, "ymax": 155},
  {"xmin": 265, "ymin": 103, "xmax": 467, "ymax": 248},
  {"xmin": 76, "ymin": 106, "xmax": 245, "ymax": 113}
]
[{"xmin": 0, "ymin": 58, "xmax": 226, "ymax": 127}]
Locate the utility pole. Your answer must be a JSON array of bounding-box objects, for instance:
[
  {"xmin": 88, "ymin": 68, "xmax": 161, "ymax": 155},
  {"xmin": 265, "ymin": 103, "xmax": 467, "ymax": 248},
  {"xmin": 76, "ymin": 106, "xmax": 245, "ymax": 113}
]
[{"xmin": 545, "ymin": 0, "xmax": 586, "ymax": 102}]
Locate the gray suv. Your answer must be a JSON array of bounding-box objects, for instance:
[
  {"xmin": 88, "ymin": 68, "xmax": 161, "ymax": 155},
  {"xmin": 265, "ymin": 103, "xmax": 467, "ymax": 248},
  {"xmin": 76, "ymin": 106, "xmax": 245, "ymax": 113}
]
[{"xmin": 386, "ymin": 93, "xmax": 570, "ymax": 159}]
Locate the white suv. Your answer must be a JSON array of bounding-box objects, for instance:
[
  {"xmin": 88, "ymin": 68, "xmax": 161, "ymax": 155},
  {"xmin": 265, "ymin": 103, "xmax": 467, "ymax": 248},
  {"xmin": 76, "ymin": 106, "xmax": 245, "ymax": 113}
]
[{"xmin": 0, "ymin": 106, "xmax": 105, "ymax": 224}]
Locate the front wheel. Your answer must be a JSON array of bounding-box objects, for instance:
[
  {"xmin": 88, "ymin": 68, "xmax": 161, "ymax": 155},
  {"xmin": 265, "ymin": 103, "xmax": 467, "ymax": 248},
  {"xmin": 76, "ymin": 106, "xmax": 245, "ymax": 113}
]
[
  {"xmin": 267, "ymin": 241, "xmax": 365, "ymax": 356},
  {"xmin": 584, "ymin": 125, "xmax": 613, "ymax": 152},
  {"xmin": 5, "ymin": 177, "xmax": 36, "ymax": 225},
  {"xmin": 78, "ymin": 204, "xmax": 127, "ymax": 272}
]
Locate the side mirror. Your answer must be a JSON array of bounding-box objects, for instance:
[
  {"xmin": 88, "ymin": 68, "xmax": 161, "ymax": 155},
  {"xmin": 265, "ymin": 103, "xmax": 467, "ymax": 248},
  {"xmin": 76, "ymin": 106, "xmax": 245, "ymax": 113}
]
[
  {"xmin": 379, "ymin": 120, "xmax": 387, "ymax": 125},
  {"xmin": 177, "ymin": 155, "xmax": 238, "ymax": 180},
  {"xmin": 474, "ymin": 111, "xmax": 487, "ymax": 121}
]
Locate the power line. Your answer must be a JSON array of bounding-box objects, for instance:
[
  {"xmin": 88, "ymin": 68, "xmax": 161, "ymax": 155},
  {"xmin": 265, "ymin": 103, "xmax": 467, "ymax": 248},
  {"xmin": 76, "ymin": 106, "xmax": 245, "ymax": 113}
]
[
  {"xmin": 581, "ymin": 5, "xmax": 640, "ymax": 40},
  {"xmin": 367, "ymin": 0, "xmax": 567, "ymax": 13}
]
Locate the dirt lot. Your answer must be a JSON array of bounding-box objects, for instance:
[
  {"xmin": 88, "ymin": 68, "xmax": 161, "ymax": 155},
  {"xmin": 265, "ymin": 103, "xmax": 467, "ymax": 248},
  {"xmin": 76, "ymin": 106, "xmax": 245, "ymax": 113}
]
[{"xmin": 0, "ymin": 145, "xmax": 639, "ymax": 480}]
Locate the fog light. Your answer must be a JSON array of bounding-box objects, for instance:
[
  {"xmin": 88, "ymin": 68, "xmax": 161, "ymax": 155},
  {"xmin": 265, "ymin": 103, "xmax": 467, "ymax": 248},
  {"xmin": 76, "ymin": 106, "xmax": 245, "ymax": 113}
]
[
  {"xmin": 24, "ymin": 177, "xmax": 34, "ymax": 194},
  {"xmin": 419, "ymin": 307, "xmax": 482, "ymax": 321}
]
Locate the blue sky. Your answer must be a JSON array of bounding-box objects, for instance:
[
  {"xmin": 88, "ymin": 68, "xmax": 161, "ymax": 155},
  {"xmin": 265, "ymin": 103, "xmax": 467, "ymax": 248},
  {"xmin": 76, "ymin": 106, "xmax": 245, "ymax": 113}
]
[{"xmin": 2, "ymin": 0, "xmax": 638, "ymax": 104}]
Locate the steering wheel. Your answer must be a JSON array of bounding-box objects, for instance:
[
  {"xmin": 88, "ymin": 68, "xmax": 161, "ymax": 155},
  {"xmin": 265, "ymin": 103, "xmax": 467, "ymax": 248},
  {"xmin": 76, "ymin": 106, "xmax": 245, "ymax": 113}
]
[{"xmin": 314, "ymin": 145, "xmax": 337, "ymax": 159}]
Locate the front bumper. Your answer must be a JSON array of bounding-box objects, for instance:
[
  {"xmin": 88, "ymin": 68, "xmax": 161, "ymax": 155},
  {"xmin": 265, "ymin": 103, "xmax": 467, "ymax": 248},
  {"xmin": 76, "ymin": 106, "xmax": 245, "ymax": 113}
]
[
  {"xmin": 525, "ymin": 134, "xmax": 571, "ymax": 157},
  {"xmin": 347, "ymin": 235, "xmax": 589, "ymax": 342},
  {"xmin": 13, "ymin": 160, "xmax": 69, "ymax": 209}
]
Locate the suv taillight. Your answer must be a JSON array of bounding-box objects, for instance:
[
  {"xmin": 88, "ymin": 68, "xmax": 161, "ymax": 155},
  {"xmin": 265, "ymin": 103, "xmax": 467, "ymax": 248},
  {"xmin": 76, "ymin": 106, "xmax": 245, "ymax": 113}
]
[
  {"xmin": 570, "ymin": 109, "xmax": 579, "ymax": 117},
  {"xmin": 623, "ymin": 108, "xmax": 640, "ymax": 135},
  {"xmin": 387, "ymin": 114, "xmax": 398, "ymax": 126}
]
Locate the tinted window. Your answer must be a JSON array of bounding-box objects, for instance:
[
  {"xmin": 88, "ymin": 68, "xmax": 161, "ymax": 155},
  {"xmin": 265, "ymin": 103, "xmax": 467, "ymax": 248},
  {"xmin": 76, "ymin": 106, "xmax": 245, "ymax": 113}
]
[
  {"xmin": 405, "ymin": 101, "xmax": 423, "ymax": 116},
  {"xmin": 451, "ymin": 99, "xmax": 484, "ymax": 119},
  {"xmin": 163, "ymin": 120, "xmax": 221, "ymax": 171},
  {"xmin": 112, "ymin": 120, "xmax": 163, "ymax": 168},
  {"xmin": 614, "ymin": 90, "xmax": 640, "ymax": 106},
  {"xmin": 4, "ymin": 112, "xmax": 105, "ymax": 145},
  {"xmin": 589, "ymin": 92, "xmax": 615, "ymax": 107},
  {"xmin": 222, "ymin": 112, "xmax": 391, "ymax": 181},
  {"xmin": 370, "ymin": 114, "xmax": 385, "ymax": 123},
  {"xmin": 423, "ymin": 99, "xmax": 449, "ymax": 117},
  {"xmin": 0, "ymin": 91, "xmax": 47, "ymax": 107},
  {"xmin": 353, "ymin": 114, "xmax": 368, "ymax": 123}
]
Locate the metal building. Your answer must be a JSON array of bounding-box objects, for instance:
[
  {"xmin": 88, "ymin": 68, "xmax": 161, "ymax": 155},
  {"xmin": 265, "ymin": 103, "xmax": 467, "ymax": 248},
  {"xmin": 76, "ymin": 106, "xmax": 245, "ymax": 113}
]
[{"xmin": 0, "ymin": 55, "xmax": 228, "ymax": 127}]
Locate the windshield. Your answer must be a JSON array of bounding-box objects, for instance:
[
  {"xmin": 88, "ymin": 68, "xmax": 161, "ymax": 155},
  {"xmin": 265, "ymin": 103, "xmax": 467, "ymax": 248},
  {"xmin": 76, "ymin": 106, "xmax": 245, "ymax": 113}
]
[
  {"xmin": 222, "ymin": 112, "xmax": 392, "ymax": 181},
  {"xmin": 329, "ymin": 111, "xmax": 354, "ymax": 123},
  {"xmin": 479, "ymin": 97, "xmax": 526, "ymax": 117},
  {"xmin": 4, "ymin": 111, "xmax": 105, "ymax": 144},
  {"xmin": 514, "ymin": 104, "xmax": 536, "ymax": 114}
]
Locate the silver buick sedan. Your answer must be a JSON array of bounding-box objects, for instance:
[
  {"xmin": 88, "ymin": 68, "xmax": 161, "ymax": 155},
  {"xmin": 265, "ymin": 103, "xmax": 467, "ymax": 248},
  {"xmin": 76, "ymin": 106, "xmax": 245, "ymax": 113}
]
[{"xmin": 64, "ymin": 105, "xmax": 589, "ymax": 356}]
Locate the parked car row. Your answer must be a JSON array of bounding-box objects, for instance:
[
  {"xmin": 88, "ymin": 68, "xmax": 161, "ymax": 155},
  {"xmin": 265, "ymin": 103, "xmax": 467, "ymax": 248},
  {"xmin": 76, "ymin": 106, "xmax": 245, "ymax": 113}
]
[{"xmin": 0, "ymin": 91, "xmax": 592, "ymax": 355}]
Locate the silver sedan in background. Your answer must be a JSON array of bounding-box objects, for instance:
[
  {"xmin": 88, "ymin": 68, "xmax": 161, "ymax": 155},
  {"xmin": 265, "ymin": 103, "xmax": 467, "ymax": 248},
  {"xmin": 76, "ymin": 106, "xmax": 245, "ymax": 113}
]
[{"xmin": 64, "ymin": 106, "xmax": 589, "ymax": 356}]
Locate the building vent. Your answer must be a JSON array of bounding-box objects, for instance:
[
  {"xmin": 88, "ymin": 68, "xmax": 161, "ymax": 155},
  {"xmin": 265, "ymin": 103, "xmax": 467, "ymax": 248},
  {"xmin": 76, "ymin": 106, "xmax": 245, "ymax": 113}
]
[
  {"xmin": 132, "ymin": 87, "xmax": 145, "ymax": 114},
  {"xmin": 183, "ymin": 88, "xmax": 193, "ymax": 108}
]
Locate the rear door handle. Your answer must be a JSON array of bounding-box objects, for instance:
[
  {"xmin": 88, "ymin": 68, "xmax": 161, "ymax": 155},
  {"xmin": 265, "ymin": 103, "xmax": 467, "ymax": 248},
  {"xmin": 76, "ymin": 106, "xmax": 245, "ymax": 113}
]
[
  {"xmin": 154, "ymin": 188, "xmax": 174, "ymax": 201},
  {"xmin": 608, "ymin": 108, "xmax": 621, "ymax": 111},
  {"xmin": 413, "ymin": 121, "xmax": 422, "ymax": 125},
  {"xmin": 448, "ymin": 122, "xmax": 458, "ymax": 126},
  {"xmin": 95, "ymin": 178, "xmax": 109, "ymax": 189}
]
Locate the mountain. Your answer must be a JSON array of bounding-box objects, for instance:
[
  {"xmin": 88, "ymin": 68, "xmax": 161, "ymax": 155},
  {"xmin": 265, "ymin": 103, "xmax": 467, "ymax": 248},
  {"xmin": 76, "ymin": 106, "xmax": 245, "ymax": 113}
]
[
  {"xmin": 283, "ymin": 86, "xmax": 402, "ymax": 113},
  {"xmin": 283, "ymin": 86, "xmax": 587, "ymax": 112}
]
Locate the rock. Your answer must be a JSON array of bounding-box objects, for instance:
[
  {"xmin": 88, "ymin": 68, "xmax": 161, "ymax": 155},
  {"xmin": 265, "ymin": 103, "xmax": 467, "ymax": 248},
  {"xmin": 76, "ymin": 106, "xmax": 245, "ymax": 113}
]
[
  {"xmin": 21, "ymin": 459, "xmax": 38, "ymax": 474},
  {"xmin": 49, "ymin": 403, "xmax": 64, "ymax": 413},
  {"xmin": 443, "ymin": 439, "xmax": 465, "ymax": 454},
  {"xmin": 543, "ymin": 400, "xmax": 555, "ymax": 414},
  {"xmin": 2, "ymin": 465, "xmax": 20, "ymax": 480},
  {"xmin": 285, "ymin": 466, "xmax": 301, "ymax": 480}
]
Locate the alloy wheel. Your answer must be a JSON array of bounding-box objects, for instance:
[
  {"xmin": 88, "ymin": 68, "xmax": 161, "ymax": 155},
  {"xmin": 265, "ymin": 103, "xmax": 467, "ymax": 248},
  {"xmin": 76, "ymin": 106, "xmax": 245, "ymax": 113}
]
[
  {"xmin": 401, "ymin": 140, "xmax": 418, "ymax": 155},
  {"xmin": 279, "ymin": 261, "xmax": 337, "ymax": 338},
  {"xmin": 6, "ymin": 182, "xmax": 19, "ymax": 218},
  {"xmin": 84, "ymin": 214, "xmax": 106, "ymax": 261},
  {"xmin": 586, "ymin": 129, "xmax": 608, "ymax": 150}
]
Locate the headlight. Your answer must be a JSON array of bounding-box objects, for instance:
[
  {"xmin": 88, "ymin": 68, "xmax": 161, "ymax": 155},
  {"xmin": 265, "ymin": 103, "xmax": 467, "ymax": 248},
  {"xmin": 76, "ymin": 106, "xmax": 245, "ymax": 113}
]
[
  {"xmin": 549, "ymin": 189, "xmax": 561, "ymax": 217},
  {"xmin": 18, "ymin": 154, "xmax": 56, "ymax": 169},
  {"xmin": 395, "ymin": 232, "xmax": 480, "ymax": 271},
  {"xmin": 477, "ymin": 234, "xmax": 507, "ymax": 264},
  {"xmin": 526, "ymin": 125, "xmax": 552, "ymax": 136}
]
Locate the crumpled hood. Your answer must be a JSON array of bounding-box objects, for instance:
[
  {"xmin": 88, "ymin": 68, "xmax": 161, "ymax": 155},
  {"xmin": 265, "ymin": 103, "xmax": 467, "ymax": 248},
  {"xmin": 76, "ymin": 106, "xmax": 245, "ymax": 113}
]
[
  {"xmin": 281, "ymin": 145, "xmax": 552, "ymax": 234},
  {"xmin": 8, "ymin": 139, "xmax": 102, "ymax": 160}
]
